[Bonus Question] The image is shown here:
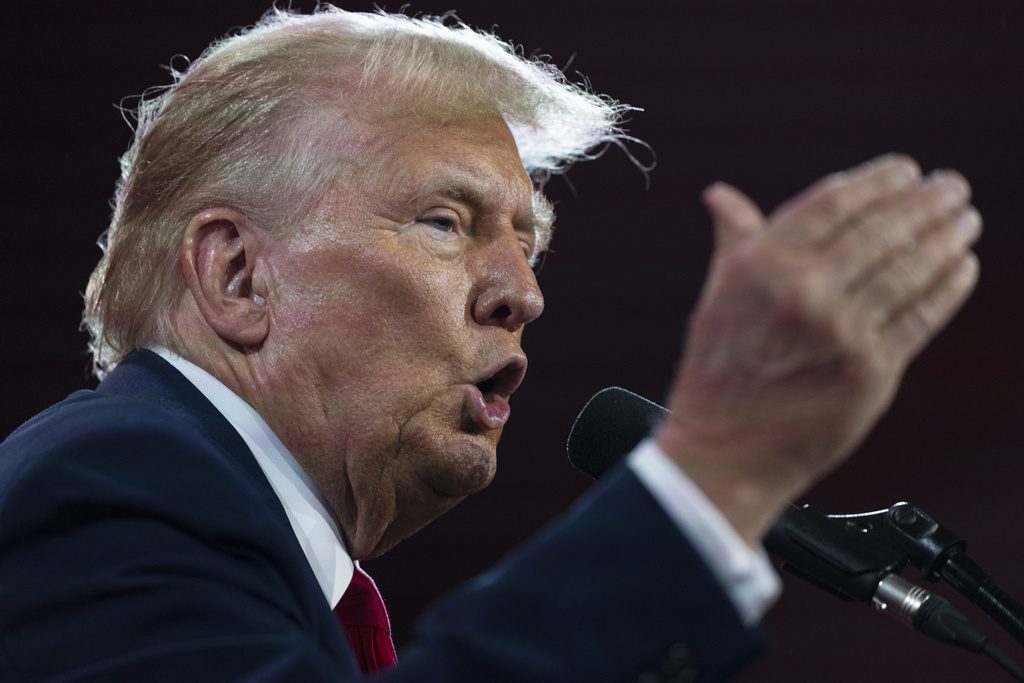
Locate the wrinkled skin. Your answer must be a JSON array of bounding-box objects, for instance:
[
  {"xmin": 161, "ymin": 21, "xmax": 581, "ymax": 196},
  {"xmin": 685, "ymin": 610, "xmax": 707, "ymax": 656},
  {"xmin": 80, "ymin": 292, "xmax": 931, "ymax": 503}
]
[
  {"xmin": 174, "ymin": 116, "xmax": 542, "ymax": 559},
  {"xmin": 658, "ymin": 156, "xmax": 980, "ymax": 543}
]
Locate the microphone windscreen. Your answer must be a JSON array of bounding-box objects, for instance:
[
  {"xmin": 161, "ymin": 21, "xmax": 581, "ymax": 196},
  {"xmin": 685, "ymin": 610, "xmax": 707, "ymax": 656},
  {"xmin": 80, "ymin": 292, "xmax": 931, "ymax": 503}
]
[{"xmin": 567, "ymin": 387, "xmax": 668, "ymax": 478}]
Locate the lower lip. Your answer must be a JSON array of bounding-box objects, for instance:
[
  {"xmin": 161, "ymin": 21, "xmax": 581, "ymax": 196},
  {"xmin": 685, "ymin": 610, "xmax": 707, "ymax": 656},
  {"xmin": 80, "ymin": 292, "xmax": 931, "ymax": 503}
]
[{"xmin": 465, "ymin": 385, "xmax": 511, "ymax": 429}]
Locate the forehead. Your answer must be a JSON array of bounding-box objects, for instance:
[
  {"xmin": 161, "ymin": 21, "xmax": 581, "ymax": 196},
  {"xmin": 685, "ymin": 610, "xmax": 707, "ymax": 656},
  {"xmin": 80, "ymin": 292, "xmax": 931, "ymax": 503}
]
[{"xmin": 367, "ymin": 115, "xmax": 534, "ymax": 206}]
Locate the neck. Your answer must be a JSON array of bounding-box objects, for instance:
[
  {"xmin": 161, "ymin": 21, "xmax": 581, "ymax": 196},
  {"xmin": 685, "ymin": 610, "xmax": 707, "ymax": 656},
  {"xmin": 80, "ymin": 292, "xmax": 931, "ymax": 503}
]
[{"xmin": 161, "ymin": 333, "xmax": 408, "ymax": 560}]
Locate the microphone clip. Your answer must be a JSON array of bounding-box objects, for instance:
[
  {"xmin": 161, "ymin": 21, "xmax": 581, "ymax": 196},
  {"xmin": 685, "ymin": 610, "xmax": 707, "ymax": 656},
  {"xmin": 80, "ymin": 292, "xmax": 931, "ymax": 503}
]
[
  {"xmin": 769, "ymin": 501, "xmax": 1024, "ymax": 651},
  {"xmin": 765, "ymin": 503, "xmax": 907, "ymax": 603},
  {"xmin": 823, "ymin": 502, "xmax": 966, "ymax": 581}
]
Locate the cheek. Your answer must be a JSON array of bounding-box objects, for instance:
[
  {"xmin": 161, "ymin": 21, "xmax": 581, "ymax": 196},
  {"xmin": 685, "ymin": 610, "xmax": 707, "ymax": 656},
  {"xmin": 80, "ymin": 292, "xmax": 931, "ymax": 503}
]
[
  {"xmin": 354, "ymin": 241, "xmax": 471, "ymax": 345},
  {"xmin": 274, "ymin": 239, "xmax": 471, "ymax": 390}
]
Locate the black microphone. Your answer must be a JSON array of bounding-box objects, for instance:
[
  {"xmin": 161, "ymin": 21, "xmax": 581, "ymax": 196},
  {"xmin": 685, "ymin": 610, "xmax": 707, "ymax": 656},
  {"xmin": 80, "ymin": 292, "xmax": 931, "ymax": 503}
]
[
  {"xmin": 566, "ymin": 386, "xmax": 664, "ymax": 478},
  {"xmin": 566, "ymin": 386, "xmax": 904, "ymax": 603},
  {"xmin": 566, "ymin": 387, "xmax": 1021, "ymax": 679}
]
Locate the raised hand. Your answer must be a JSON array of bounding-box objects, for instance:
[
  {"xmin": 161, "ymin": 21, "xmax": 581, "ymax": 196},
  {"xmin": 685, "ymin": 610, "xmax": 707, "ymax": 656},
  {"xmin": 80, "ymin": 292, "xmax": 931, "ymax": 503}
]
[{"xmin": 656, "ymin": 155, "xmax": 981, "ymax": 544}]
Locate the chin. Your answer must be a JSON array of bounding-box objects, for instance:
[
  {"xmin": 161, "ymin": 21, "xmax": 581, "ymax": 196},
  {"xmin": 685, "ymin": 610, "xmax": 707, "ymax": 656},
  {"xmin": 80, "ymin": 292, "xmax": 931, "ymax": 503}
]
[
  {"xmin": 418, "ymin": 432, "xmax": 498, "ymax": 499},
  {"xmin": 394, "ymin": 390, "xmax": 503, "ymax": 503}
]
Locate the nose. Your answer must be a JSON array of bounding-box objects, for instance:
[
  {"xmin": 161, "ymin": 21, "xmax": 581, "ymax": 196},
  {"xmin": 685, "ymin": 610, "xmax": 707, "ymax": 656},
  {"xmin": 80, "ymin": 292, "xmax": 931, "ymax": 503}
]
[{"xmin": 470, "ymin": 233, "xmax": 545, "ymax": 332}]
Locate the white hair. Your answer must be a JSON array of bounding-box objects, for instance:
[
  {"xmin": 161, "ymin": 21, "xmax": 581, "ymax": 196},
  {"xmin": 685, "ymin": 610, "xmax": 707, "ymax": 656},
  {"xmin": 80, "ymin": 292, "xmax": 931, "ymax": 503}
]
[{"xmin": 83, "ymin": 5, "xmax": 633, "ymax": 377}]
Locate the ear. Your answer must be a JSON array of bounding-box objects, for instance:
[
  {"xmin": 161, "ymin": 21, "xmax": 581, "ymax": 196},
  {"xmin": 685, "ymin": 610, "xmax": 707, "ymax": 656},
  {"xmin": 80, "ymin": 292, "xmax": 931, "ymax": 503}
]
[{"xmin": 179, "ymin": 208, "xmax": 270, "ymax": 348}]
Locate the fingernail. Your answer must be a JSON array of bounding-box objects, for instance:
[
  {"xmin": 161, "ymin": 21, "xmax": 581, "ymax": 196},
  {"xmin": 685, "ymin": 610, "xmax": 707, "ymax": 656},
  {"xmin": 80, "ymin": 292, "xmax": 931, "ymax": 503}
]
[
  {"xmin": 957, "ymin": 254, "xmax": 980, "ymax": 285},
  {"xmin": 958, "ymin": 208, "xmax": 981, "ymax": 238},
  {"xmin": 893, "ymin": 161, "xmax": 919, "ymax": 185},
  {"xmin": 703, "ymin": 182, "xmax": 729, "ymax": 204},
  {"xmin": 933, "ymin": 171, "xmax": 969, "ymax": 200}
]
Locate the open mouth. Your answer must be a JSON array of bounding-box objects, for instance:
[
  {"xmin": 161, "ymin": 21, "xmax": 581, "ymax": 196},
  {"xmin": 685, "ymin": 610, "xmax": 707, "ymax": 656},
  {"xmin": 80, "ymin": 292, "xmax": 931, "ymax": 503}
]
[
  {"xmin": 463, "ymin": 355, "xmax": 528, "ymax": 431},
  {"xmin": 473, "ymin": 356, "xmax": 527, "ymax": 401}
]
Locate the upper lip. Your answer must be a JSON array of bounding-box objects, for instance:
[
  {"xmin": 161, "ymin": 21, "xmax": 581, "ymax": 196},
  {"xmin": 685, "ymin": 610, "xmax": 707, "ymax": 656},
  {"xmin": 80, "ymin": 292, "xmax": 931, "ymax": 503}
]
[{"xmin": 470, "ymin": 353, "xmax": 528, "ymax": 400}]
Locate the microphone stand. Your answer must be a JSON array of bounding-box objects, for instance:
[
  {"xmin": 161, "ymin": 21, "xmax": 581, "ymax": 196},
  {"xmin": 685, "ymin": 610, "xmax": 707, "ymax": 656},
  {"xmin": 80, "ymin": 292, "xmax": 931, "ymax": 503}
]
[
  {"xmin": 565, "ymin": 387, "xmax": 1024, "ymax": 677},
  {"xmin": 823, "ymin": 502, "xmax": 1024, "ymax": 648},
  {"xmin": 767, "ymin": 503, "xmax": 1024, "ymax": 681}
]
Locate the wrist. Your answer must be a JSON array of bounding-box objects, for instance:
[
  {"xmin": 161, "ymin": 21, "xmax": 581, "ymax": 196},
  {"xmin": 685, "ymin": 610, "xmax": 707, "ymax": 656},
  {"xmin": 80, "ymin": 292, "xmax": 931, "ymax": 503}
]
[{"xmin": 655, "ymin": 421, "xmax": 798, "ymax": 546}]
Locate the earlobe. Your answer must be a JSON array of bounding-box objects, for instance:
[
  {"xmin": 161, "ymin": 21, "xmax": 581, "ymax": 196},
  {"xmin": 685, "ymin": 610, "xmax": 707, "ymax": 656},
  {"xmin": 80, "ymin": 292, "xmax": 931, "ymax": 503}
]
[{"xmin": 180, "ymin": 208, "xmax": 270, "ymax": 348}]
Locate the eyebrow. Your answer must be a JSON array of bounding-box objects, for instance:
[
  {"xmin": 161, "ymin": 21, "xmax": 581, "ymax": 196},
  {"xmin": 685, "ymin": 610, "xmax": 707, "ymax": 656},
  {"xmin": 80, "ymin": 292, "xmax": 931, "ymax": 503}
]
[{"xmin": 531, "ymin": 191, "xmax": 555, "ymax": 257}]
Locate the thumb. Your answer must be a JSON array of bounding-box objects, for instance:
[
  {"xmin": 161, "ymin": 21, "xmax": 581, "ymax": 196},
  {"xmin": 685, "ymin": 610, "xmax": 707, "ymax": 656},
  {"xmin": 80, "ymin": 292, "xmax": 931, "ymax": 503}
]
[{"xmin": 702, "ymin": 182, "xmax": 765, "ymax": 249}]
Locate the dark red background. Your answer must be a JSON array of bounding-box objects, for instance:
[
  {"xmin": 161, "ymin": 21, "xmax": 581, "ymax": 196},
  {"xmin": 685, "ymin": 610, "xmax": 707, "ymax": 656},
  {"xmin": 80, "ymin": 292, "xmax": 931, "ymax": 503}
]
[{"xmin": 4, "ymin": 1, "xmax": 1023, "ymax": 680}]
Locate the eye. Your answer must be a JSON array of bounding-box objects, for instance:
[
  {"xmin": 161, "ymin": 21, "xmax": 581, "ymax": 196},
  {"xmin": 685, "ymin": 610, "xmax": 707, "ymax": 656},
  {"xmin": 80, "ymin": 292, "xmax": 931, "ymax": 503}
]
[
  {"xmin": 419, "ymin": 212, "xmax": 460, "ymax": 233},
  {"xmin": 427, "ymin": 217, "xmax": 455, "ymax": 232}
]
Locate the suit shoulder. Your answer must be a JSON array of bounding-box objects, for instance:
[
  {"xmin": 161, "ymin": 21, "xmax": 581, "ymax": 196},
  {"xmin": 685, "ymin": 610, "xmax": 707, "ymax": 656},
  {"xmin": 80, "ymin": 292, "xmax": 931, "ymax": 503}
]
[
  {"xmin": 6, "ymin": 387, "xmax": 204, "ymax": 449},
  {"xmin": 0, "ymin": 393, "xmax": 344, "ymax": 681},
  {"xmin": 0, "ymin": 389, "xmax": 263, "ymax": 528}
]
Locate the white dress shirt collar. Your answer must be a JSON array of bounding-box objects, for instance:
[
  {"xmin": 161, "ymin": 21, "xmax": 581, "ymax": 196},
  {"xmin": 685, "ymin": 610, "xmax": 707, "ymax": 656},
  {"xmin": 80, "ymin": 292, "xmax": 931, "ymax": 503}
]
[{"xmin": 149, "ymin": 346, "xmax": 353, "ymax": 608}]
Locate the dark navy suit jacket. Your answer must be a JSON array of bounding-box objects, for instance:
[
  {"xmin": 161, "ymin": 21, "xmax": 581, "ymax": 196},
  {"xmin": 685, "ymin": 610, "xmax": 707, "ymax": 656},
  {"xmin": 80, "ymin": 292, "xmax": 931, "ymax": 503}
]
[{"xmin": 0, "ymin": 350, "xmax": 762, "ymax": 681}]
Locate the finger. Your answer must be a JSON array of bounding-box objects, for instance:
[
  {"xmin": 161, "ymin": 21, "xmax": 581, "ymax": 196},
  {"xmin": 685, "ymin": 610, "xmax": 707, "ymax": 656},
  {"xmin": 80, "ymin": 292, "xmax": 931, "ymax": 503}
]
[
  {"xmin": 852, "ymin": 206, "xmax": 980, "ymax": 322},
  {"xmin": 769, "ymin": 154, "xmax": 921, "ymax": 247},
  {"xmin": 829, "ymin": 171, "xmax": 972, "ymax": 287},
  {"xmin": 703, "ymin": 182, "xmax": 765, "ymax": 250},
  {"xmin": 881, "ymin": 253, "xmax": 979, "ymax": 363}
]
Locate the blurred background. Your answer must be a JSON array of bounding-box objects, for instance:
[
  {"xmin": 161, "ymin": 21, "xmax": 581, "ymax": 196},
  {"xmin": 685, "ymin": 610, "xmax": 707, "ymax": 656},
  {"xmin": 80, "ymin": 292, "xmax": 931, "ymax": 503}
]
[{"xmin": 4, "ymin": 1, "xmax": 1023, "ymax": 680}]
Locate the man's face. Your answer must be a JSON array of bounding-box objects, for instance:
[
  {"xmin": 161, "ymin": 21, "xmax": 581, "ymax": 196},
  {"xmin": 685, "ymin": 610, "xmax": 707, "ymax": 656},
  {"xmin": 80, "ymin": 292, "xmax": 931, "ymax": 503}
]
[{"xmin": 255, "ymin": 115, "xmax": 545, "ymax": 555}]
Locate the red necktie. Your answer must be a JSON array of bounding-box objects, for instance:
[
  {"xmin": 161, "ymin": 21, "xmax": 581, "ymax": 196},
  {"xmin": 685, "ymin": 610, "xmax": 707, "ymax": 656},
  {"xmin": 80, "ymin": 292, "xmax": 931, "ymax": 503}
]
[{"xmin": 334, "ymin": 566, "xmax": 398, "ymax": 674}]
